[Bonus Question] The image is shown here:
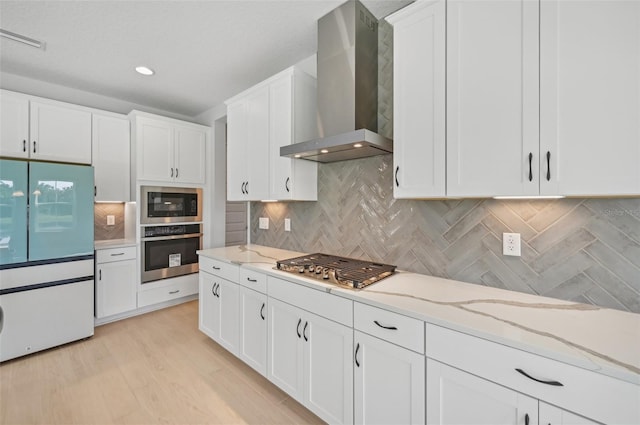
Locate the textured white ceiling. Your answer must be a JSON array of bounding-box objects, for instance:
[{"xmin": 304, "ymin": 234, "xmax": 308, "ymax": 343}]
[{"xmin": 0, "ymin": 0, "xmax": 410, "ymax": 118}]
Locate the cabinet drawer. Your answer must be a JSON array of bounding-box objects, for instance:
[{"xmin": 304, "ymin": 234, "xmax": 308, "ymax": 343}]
[
  {"xmin": 268, "ymin": 276, "xmax": 352, "ymax": 327},
  {"xmin": 239, "ymin": 268, "xmax": 267, "ymax": 293},
  {"xmin": 425, "ymin": 324, "xmax": 639, "ymax": 425},
  {"xmin": 137, "ymin": 277, "xmax": 198, "ymax": 308},
  {"xmin": 96, "ymin": 246, "xmax": 136, "ymax": 263},
  {"xmin": 354, "ymin": 302, "xmax": 424, "ymax": 354},
  {"xmin": 199, "ymin": 256, "xmax": 239, "ymax": 282}
]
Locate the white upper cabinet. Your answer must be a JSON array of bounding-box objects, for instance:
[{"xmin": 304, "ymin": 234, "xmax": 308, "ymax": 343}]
[
  {"xmin": 446, "ymin": 0, "xmax": 540, "ymax": 198},
  {"xmin": 390, "ymin": 0, "xmax": 639, "ymax": 198},
  {"xmin": 0, "ymin": 90, "xmax": 92, "ymax": 164},
  {"xmin": 130, "ymin": 112, "xmax": 208, "ymax": 186},
  {"xmin": 92, "ymin": 113, "xmax": 130, "ymax": 201},
  {"xmin": 0, "ymin": 90, "xmax": 29, "ymax": 159},
  {"xmin": 226, "ymin": 66, "xmax": 317, "ymax": 202},
  {"xmin": 539, "ymin": 0, "xmax": 640, "ymax": 196},
  {"xmin": 226, "ymin": 85, "xmax": 270, "ymax": 201},
  {"xmin": 387, "ymin": 0, "xmax": 446, "ymax": 199}
]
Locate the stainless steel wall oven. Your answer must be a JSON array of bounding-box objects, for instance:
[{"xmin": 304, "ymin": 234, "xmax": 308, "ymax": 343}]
[{"xmin": 141, "ymin": 224, "xmax": 202, "ymax": 283}]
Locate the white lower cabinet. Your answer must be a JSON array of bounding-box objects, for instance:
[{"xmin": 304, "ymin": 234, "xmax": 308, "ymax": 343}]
[
  {"xmin": 95, "ymin": 246, "xmax": 137, "ymax": 318},
  {"xmin": 354, "ymin": 331, "xmax": 425, "ymax": 425},
  {"xmin": 198, "ymin": 272, "xmax": 240, "ymax": 355},
  {"xmin": 539, "ymin": 403, "xmax": 599, "ymax": 425},
  {"xmin": 427, "ymin": 359, "xmax": 537, "ymax": 425},
  {"xmin": 268, "ymin": 297, "xmax": 353, "ymax": 425},
  {"xmin": 239, "ymin": 286, "xmax": 267, "ymax": 375}
]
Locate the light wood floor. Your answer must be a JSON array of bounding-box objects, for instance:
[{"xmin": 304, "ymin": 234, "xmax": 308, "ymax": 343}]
[{"xmin": 0, "ymin": 301, "xmax": 325, "ymax": 425}]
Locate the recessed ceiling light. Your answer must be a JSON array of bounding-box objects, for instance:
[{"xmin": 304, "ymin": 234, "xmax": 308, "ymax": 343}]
[
  {"xmin": 294, "ymin": 154, "xmax": 301, "ymax": 158},
  {"xmin": 321, "ymin": 149, "xmax": 329, "ymax": 154},
  {"xmin": 135, "ymin": 66, "xmax": 155, "ymax": 76},
  {"xmin": 354, "ymin": 143, "xmax": 363, "ymax": 148}
]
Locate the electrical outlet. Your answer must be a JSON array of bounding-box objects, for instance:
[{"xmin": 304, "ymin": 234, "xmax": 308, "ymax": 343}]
[
  {"xmin": 284, "ymin": 218, "xmax": 291, "ymax": 232},
  {"xmin": 259, "ymin": 217, "xmax": 269, "ymax": 230},
  {"xmin": 503, "ymin": 233, "xmax": 521, "ymax": 256},
  {"xmin": 107, "ymin": 215, "xmax": 115, "ymax": 226}
]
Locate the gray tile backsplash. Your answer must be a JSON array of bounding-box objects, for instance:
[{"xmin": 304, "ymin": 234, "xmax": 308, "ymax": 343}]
[
  {"xmin": 94, "ymin": 203, "xmax": 125, "ymax": 240},
  {"xmin": 250, "ymin": 155, "xmax": 640, "ymax": 313}
]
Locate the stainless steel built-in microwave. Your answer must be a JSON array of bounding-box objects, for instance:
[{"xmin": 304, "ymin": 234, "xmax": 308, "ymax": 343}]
[{"xmin": 140, "ymin": 186, "xmax": 202, "ymax": 224}]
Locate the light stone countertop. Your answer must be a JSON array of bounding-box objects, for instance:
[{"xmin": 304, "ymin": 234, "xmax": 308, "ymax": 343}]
[
  {"xmin": 94, "ymin": 239, "xmax": 137, "ymax": 250},
  {"xmin": 197, "ymin": 244, "xmax": 640, "ymax": 386}
]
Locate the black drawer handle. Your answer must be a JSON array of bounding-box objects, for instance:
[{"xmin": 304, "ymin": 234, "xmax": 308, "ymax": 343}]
[
  {"xmin": 528, "ymin": 152, "xmax": 533, "ymax": 182},
  {"xmin": 23, "ymin": 140, "xmax": 26, "ymax": 152},
  {"xmin": 374, "ymin": 320, "xmax": 398, "ymax": 330},
  {"xmin": 247, "ymin": 277, "xmax": 257, "ymax": 283},
  {"xmin": 212, "ymin": 266, "xmax": 221, "ymax": 270},
  {"xmin": 296, "ymin": 318, "xmax": 302, "ymax": 338},
  {"xmin": 260, "ymin": 303, "xmax": 265, "ymax": 320},
  {"xmin": 285, "ymin": 177, "xmax": 290, "ymax": 192},
  {"xmin": 515, "ymin": 368, "xmax": 563, "ymax": 386},
  {"xmin": 33, "ymin": 141, "xmax": 36, "ymax": 153},
  {"xmin": 176, "ymin": 168, "xmax": 179, "ymax": 178},
  {"xmin": 110, "ymin": 252, "xmax": 125, "ymax": 256},
  {"xmin": 303, "ymin": 321, "xmax": 308, "ymax": 341},
  {"xmin": 355, "ymin": 342, "xmax": 360, "ymax": 367},
  {"xmin": 546, "ymin": 151, "xmax": 551, "ymax": 181},
  {"xmin": 395, "ymin": 166, "xmax": 399, "ymax": 187},
  {"xmin": 169, "ymin": 289, "xmax": 180, "ymax": 295},
  {"xmin": 525, "ymin": 413, "xmax": 530, "ymax": 425}
]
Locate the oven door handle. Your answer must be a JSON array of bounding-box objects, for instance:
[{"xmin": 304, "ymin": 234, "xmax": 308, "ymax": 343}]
[{"xmin": 141, "ymin": 233, "xmax": 203, "ymax": 242}]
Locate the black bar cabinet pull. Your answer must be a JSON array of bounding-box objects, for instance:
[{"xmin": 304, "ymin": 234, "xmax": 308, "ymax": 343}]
[
  {"xmin": 211, "ymin": 284, "xmax": 216, "ymax": 296},
  {"xmin": 525, "ymin": 413, "xmax": 530, "ymax": 425},
  {"xmin": 354, "ymin": 343, "xmax": 360, "ymax": 367},
  {"xmin": 176, "ymin": 168, "xmax": 179, "ymax": 178},
  {"xmin": 528, "ymin": 153, "xmax": 533, "ymax": 182},
  {"xmin": 546, "ymin": 151, "xmax": 551, "ymax": 181},
  {"xmin": 515, "ymin": 368, "xmax": 563, "ymax": 386},
  {"xmin": 212, "ymin": 265, "xmax": 221, "ymax": 270},
  {"xmin": 33, "ymin": 141, "xmax": 36, "ymax": 153},
  {"xmin": 374, "ymin": 320, "xmax": 398, "ymax": 330},
  {"xmin": 23, "ymin": 140, "xmax": 26, "ymax": 152},
  {"xmin": 170, "ymin": 168, "xmax": 174, "ymax": 178},
  {"xmin": 395, "ymin": 166, "xmax": 400, "ymax": 187},
  {"xmin": 260, "ymin": 303, "xmax": 265, "ymax": 320},
  {"xmin": 303, "ymin": 321, "xmax": 308, "ymax": 341},
  {"xmin": 169, "ymin": 290, "xmax": 180, "ymax": 295},
  {"xmin": 285, "ymin": 177, "xmax": 290, "ymax": 192},
  {"xmin": 296, "ymin": 318, "xmax": 302, "ymax": 338},
  {"xmin": 245, "ymin": 182, "xmax": 248, "ymax": 194},
  {"xmin": 94, "ymin": 186, "xmax": 97, "ymax": 197},
  {"xmin": 247, "ymin": 277, "xmax": 257, "ymax": 283},
  {"xmin": 99, "ymin": 269, "xmax": 102, "ymax": 280}
]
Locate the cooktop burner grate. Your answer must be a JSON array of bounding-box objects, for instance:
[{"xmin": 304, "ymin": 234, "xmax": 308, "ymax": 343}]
[{"xmin": 276, "ymin": 253, "xmax": 396, "ymax": 289}]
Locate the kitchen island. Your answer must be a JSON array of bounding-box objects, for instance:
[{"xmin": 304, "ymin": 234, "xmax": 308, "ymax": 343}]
[{"xmin": 197, "ymin": 244, "xmax": 640, "ymax": 425}]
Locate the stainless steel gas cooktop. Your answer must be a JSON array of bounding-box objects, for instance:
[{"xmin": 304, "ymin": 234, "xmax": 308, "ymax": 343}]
[{"xmin": 276, "ymin": 253, "xmax": 396, "ymax": 289}]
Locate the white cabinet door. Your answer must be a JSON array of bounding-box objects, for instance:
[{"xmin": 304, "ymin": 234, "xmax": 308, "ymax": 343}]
[
  {"xmin": 30, "ymin": 100, "xmax": 92, "ymax": 164},
  {"xmin": 239, "ymin": 286, "xmax": 267, "ymax": 376},
  {"xmin": 539, "ymin": 402, "xmax": 600, "ymax": 425},
  {"xmin": 226, "ymin": 100, "xmax": 249, "ymax": 201},
  {"xmin": 0, "ymin": 90, "xmax": 29, "ymax": 159},
  {"xmin": 137, "ymin": 118, "xmax": 174, "ymax": 182},
  {"xmin": 540, "ymin": 0, "xmax": 640, "ymax": 196},
  {"xmin": 269, "ymin": 74, "xmax": 294, "ymax": 200},
  {"xmin": 426, "ymin": 358, "xmax": 538, "ymax": 425},
  {"xmin": 245, "ymin": 86, "xmax": 270, "ymax": 200},
  {"xmin": 304, "ymin": 311, "xmax": 353, "ymax": 425},
  {"xmin": 446, "ymin": 0, "xmax": 539, "ymax": 197},
  {"xmin": 218, "ymin": 278, "xmax": 240, "ymax": 355},
  {"xmin": 198, "ymin": 272, "xmax": 220, "ymax": 341},
  {"xmin": 92, "ymin": 114, "xmax": 130, "ymax": 202},
  {"xmin": 174, "ymin": 125, "xmax": 206, "ymax": 185},
  {"xmin": 267, "ymin": 297, "xmax": 305, "ymax": 401},
  {"xmin": 96, "ymin": 258, "xmax": 136, "ymax": 318},
  {"xmin": 354, "ymin": 330, "xmax": 425, "ymax": 425},
  {"xmin": 388, "ymin": 0, "xmax": 446, "ymax": 199}
]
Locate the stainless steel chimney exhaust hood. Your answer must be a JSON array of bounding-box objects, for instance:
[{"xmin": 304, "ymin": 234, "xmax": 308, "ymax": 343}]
[{"xmin": 281, "ymin": 0, "xmax": 392, "ymax": 163}]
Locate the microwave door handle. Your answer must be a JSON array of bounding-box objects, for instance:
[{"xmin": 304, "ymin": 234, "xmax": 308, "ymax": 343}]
[{"xmin": 141, "ymin": 233, "xmax": 203, "ymax": 242}]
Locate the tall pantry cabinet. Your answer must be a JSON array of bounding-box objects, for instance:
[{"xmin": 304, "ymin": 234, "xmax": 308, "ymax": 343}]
[{"xmin": 389, "ymin": 0, "xmax": 640, "ymax": 198}]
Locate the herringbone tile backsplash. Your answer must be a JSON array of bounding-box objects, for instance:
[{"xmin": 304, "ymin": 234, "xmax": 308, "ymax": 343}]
[{"xmin": 251, "ymin": 155, "xmax": 640, "ymax": 313}]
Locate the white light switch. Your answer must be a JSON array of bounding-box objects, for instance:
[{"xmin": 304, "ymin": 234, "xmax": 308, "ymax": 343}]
[
  {"xmin": 259, "ymin": 217, "xmax": 269, "ymax": 230},
  {"xmin": 107, "ymin": 215, "xmax": 115, "ymax": 226},
  {"xmin": 503, "ymin": 233, "xmax": 521, "ymax": 256},
  {"xmin": 284, "ymin": 218, "xmax": 291, "ymax": 232}
]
